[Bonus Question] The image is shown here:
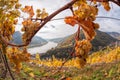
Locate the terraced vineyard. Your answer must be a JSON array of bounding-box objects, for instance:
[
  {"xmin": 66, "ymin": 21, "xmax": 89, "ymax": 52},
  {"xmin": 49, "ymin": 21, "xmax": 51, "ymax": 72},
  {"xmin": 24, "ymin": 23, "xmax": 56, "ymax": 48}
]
[{"xmin": 1, "ymin": 47, "xmax": 120, "ymax": 80}]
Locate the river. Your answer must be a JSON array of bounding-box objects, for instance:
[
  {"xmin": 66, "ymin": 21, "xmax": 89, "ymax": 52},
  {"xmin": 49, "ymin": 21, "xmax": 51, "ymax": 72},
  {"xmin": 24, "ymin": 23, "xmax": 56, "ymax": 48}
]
[{"xmin": 27, "ymin": 42, "xmax": 58, "ymax": 54}]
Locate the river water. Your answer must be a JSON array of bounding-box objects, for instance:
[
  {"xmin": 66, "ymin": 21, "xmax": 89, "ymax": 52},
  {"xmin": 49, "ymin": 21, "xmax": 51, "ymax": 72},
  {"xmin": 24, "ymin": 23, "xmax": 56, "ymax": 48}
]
[{"xmin": 28, "ymin": 42, "xmax": 58, "ymax": 54}]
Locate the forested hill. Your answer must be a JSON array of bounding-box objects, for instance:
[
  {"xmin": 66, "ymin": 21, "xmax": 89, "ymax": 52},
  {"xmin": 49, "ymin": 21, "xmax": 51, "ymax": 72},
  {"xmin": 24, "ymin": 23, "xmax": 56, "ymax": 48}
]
[
  {"xmin": 41, "ymin": 30, "xmax": 117, "ymax": 59},
  {"xmin": 57, "ymin": 30, "xmax": 117, "ymax": 50}
]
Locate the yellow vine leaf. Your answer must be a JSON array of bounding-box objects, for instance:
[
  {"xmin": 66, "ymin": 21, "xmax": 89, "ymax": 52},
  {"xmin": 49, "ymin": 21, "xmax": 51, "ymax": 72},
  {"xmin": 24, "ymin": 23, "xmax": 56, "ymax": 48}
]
[
  {"xmin": 41, "ymin": 8, "xmax": 48, "ymax": 19},
  {"xmin": 15, "ymin": 63, "xmax": 22, "ymax": 73},
  {"xmin": 29, "ymin": 72, "xmax": 35, "ymax": 78},
  {"xmin": 75, "ymin": 57, "xmax": 86, "ymax": 68},
  {"xmin": 36, "ymin": 9, "xmax": 41, "ymax": 13},
  {"xmin": 35, "ymin": 53, "xmax": 40, "ymax": 61},
  {"xmin": 15, "ymin": 3, "xmax": 21, "ymax": 9},
  {"xmin": 36, "ymin": 8, "xmax": 48, "ymax": 19},
  {"xmin": 6, "ymin": 47, "xmax": 30, "ymax": 72},
  {"xmin": 22, "ymin": 19, "xmax": 32, "ymax": 27},
  {"xmin": 73, "ymin": 0, "xmax": 86, "ymax": 7}
]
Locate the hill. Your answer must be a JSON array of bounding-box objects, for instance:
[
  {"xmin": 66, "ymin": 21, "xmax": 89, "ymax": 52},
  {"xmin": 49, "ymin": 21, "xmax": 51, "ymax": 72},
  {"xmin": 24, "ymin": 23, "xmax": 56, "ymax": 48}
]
[
  {"xmin": 41, "ymin": 31, "xmax": 117, "ymax": 58},
  {"xmin": 12, "ymin": 31, "xmax": 48, "ymax": 47},
  {"xmin": 41, "ymin": 30, "xmax": 117, "ymax": 59},
  {"xmin": 107, "ymin": 32, "xmax": 120, "ymax": 40},
  {"xmin": 58, "ymin": 30, "xmax": 117, "ymax": 50}
]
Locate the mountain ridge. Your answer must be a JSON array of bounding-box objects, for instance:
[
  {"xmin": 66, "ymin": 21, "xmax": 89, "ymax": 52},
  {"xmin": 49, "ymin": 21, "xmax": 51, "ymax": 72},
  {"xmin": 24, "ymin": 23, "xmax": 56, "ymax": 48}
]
[
  {"xmin": 12, "ymin": 31, "xmax": 48, "ymax": 47},
  {"xmin": 106, "ymin": 32, "xmax": 120, "ymax": 40},
  {"xmin": 57, "ymin": 30, "xmax": 118, "ymax": 50}
]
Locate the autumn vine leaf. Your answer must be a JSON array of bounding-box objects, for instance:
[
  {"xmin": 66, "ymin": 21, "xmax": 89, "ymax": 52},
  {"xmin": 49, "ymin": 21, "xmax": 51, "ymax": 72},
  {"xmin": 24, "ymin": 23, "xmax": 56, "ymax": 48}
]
[
  {"xmin": 36, "ymin": 8, "xmax": 49, "ymax": 19},
  {"xmin": 13, "ymin": 19, "xmax": 18, "ymax": 25},
  {"xmin": 64, "ymin": 16, "xmax": 77, "ymax": 26},
  {"xmin": 22, "ymin": 6, "xmax": 34, "ymax": 18},
  {"xmin": 101, "ymin": 2, "xmax": 111, "ymax": 11},
  {"xmin": 6, "ymin": 47, "xmax": 30, "ymax": 72},
  {"xmin": 22, "ymin": 19, "xmax": 32, "ymax": 27},
  {"xmin": 80, "ymin": 20, "xmax": 97, "ymax": 41}
]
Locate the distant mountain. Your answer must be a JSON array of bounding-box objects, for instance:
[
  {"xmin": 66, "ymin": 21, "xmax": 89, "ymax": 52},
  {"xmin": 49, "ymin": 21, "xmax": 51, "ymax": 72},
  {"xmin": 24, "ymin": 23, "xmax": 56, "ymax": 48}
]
[
  {"xmin": 30, "ymin": 36, "xmax": 48, "ymax": 47},
  {"xmin": 41, "ymin": 30, "xmax": 117, "ymax": 59},
  {"xmin": 48, "ymin": 33, "xmax": 78, "ymax": 44},
  {"xmin": 106, "ymin": 32, "xmax": 120, "ymax": 40},
  {"xmin": 48, "ymin": 37, "xmax": 66, "ymax": 43},
  {"xmin": 12, "ymin": 31, "xmax": 48, "ymax": 47},
  {"xmin": 57, "ymin": 30, "xmax": 118, "ymax": 50},
  {"xmin": 48, "ymin": 38, "xmax": 63, "ymax": 43},
  {"xmin": 12, "ymin": 31, "xmax": 22, "ymax": 44}
]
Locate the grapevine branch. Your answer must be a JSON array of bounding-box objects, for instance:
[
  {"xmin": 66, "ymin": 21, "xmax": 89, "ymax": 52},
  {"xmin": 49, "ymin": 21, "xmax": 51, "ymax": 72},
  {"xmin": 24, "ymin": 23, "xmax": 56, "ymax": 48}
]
[
  {"xmin": 0, "ymin": 0, "xmax": 120, "ymax": 47},
  {"xmin": 0, "ymin": 50, "xmax": 7, "ymax": 79},
  {"xmin": 2, "ymin": 54, "xmax": 14, "ymax": 80},
  {"xmin": 0, "ymin": 38, "xmax": 14, "ymax": 79},
  {"xmin": 0, "ymin": 49, "xmax": 14, "ymax": 80},
  {"xmin": 0, "ymin": 0, "xmax": 78, "ymax": 47}
]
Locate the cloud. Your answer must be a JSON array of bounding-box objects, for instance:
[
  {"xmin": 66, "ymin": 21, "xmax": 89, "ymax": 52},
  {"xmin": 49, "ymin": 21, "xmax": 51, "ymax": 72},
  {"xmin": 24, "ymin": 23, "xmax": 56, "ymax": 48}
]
[
  {"xmin": 95, "ymin": 2, "xmax": 120, "ymax": 32},
  {"xmin": 19, "ymin": 0, "xmax": 69, "ymax": 13},
  {"xmin": 36, "ymin": 23, "xmax": 78, "ymax": 39},
  {"xmin": 18, "ymin": 0, "xmax": 120, "ymax": 39}
]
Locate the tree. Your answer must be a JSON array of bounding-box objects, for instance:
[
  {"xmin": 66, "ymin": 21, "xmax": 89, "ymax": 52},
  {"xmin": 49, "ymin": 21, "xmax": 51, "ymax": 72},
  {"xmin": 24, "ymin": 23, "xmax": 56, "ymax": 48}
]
[{"xmin": 0, "ymin": 0, "xmax": 120, "ymax": 79}]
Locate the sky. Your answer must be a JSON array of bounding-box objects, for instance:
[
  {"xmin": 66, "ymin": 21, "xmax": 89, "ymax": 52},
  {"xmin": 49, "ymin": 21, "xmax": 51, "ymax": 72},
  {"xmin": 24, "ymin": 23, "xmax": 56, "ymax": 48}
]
[{"xmin": 17, "ymin": 0, "xmax": 120, "ymax": 39}]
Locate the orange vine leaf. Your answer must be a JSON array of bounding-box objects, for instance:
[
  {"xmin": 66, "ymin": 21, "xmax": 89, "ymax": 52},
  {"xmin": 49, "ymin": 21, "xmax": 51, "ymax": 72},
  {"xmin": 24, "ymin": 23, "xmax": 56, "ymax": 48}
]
[
  {"xmin": 64, "ymin": 16, "xmax": 77, "ymax": 26},
  {"xmin": 80, "ymin": 20, "xmax": 97, "ymax": 41}
]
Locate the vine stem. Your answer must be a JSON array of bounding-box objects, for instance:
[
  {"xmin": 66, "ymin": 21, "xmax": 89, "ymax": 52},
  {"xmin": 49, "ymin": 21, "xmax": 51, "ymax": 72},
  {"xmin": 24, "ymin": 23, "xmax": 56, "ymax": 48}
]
[
  {"xmin": 0, "ymin": 40, "xmax": 15, "ymax": 80},
  {"xmin": 0, "ymin": 50, "xmax": 15, "ymax": 80},
  {"xmin": 0, "ymin": 50, "xmax": 7, "ymax": 79},
  {"xmin": 3, "ymin": 54, "xmax": 15, "ymax": 80}
]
